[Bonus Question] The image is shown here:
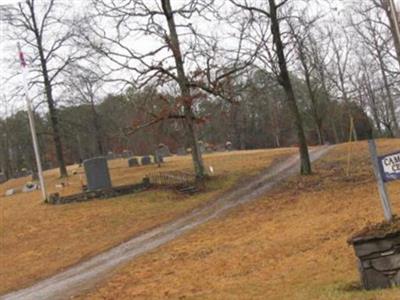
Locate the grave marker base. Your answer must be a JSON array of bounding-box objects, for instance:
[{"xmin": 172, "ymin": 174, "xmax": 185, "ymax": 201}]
[{"xmin": 48, "ymin": 178, "xmax": 151, "ymax": 205}]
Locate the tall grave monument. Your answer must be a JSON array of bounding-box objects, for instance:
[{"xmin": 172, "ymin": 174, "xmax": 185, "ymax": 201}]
[{"xmin": 83, "ymin": 157, "xmax": 112, "ymax": 191}]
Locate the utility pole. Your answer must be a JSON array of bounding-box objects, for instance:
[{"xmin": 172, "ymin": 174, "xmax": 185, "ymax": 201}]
[{"xmin": 18, "ymin": 43, "xmax": 48, "ymax": 202}]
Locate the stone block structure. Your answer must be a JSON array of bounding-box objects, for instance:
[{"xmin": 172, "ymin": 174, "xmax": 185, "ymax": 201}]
[{"xmin": 350, "ymin": 231, "xmax": 400, "ymax": 290}]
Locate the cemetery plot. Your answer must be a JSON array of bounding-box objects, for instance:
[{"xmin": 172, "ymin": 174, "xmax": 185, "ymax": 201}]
[
  {"xmin": 0, "ymin": 148, "xmax": 295, "ymax": 295},
  {"xmin": 147, "ymin": 171, "xmax": 199, "ymax": 195},
  {"xmin": 48, "ymin": 179, "xmax": 151, "ymax": 204}
]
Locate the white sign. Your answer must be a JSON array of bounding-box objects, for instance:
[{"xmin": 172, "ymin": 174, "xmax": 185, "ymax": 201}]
[{"xmin": 379, "ymin": 151, "xmax": 400, "ymax": 182}]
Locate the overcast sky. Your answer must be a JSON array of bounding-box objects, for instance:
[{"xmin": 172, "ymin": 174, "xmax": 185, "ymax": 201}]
[{"xmin": 1, "ymin": 0, "xmax": 400, "ymax": 117}]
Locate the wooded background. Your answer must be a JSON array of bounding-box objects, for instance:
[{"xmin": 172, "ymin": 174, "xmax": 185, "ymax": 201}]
[{"xmin": 0, "ymin": 0, "xmax": 397, "ymax": 179}]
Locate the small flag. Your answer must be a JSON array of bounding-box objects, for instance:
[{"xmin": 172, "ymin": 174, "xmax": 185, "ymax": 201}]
[{"xmin": 17, "ymin": 43, "xmax": 27, "ymax": 68}]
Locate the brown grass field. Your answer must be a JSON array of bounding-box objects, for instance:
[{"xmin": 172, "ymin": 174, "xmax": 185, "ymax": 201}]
[
  {"xmin": 78, "ymin": 139, "xmax": 400, "ymax": 300},
  {"xmin": 0, "ymin": 148, "xmax": 295, "ymax": 295}
]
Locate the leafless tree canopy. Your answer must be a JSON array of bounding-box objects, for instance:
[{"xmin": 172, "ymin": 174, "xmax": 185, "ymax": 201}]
[{"xmin": 0, "ymin": 0, "xmax": 400, "ymax": 178}]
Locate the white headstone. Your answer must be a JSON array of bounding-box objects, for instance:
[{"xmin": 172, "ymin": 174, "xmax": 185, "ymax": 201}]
[
  {"xmin": 22, "ymin": 182, "xmax": 38, "ymax": 193},
  {"xmin": 5, "ymin": 189, "xmax": 15, "ymax": 196}
]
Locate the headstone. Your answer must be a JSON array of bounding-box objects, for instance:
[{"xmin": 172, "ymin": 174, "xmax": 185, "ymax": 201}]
[
  {"xmin": 141, "ymin": 156, "xmax": 152, "ymax": 165},
  {"xmin": 154, "ymin": 151, "xmax": 164, "ymax": 164},
  {"xmin": 155, "ymin": 146, "xmax": 166, "ymax": 163},
  {"xmin": 157, "ymin": 144, "xmax": 171, "ymax": 157},
  {"xmin": 225, "ymin": 141, "xmax": 233, "ymax": 151},
  {"xmin": 83, "ymin": 157, "xmax": 112, "ymax": 191},
  {"xmin": 198, "ymin": 141, "xmax": 205, "ymax": 153},
  {"xmin": 176, "ymin": 148, "xmax": 187, "ymax": 156},
  {"xmin": 5, "ymin": 189, "xmax": 15, "ymax": 196},
  {"xmin": 122, "ymin": 150, "xmax": 133, "ymax": 159},
  {"xmin": 128, "ymin": 157, "xmax": 139, "ymax": 167},
  {"xmin": 106, "ymin": 151, "xmax": 116, "ymax": 160},
  {"xmin": 22, "ymin": 182, "xmax": 38, "ymax": 193}
]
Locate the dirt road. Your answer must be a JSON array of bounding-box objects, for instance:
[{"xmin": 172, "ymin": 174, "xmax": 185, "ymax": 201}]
[{"xmin": 1, "ymin": 146, "xmax": 331, "ymax": 300}]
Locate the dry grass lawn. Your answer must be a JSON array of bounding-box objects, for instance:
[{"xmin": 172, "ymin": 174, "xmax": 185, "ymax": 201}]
[
  {"xmin": 0, "ymin": 148, "xmax": 295, "ymax": 295},
  {"xmin": 79, "ymin": 139, "xmax": 400, "ymax": 300}
]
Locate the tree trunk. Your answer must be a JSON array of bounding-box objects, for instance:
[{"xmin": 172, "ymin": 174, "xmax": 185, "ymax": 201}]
[
  {"xmin": 90, "ymin": 97, "xmax": 104, "ymax": 156},
  {"xmin": 332, "ymin": 34, "xmax": 358, "ymax": 142},
  {"xmin": 275, "ymin": 134, "xmax": 280, "ymax": 148},
  {"xmin": 44, "ymin": 77, "xmax": 68, "ymax": 177},
  {"xmin": 367, "ymin": 16, "xmax": 399, "ymax": 135},
  {"xmin": 318, "ymin": 60, "xmax": 339, "ymax": 144},
  {"xmin": 76, "ymin": 134, "xmax": 84, "ymax": 163},
  {"xmin": 364, "ymin": 73, "xmax": 383, "ymax": 135},
  {"xmin": 161, "ymin": 0, "xmax": 205, "ymax": 178},
  {"xmin": 1, "ymin": 121, "xmax": 11, "ymax": 179},
  {"xmin": 316, "ymin": 121, "xmax": 324, "ymax": 145},
  {"xmin": 305, "ymin": 74, "xmax": 324, "ymax": 145},
  {"xmin": 384, "ymin": 122, "xmax": 395, "ymax": 137},
  {"xmin": 29, "ymin": 2, "xmax": 67, "ymax": 177},
  {"xmin": 330, "ymin": 117, "xmax": 340, "ymax": 144},
  {"xmin": 376, "ymin": 44, "xmax": 399, "ymax": 136},
  {"xmin": 382, "ymin": 0, "xmax": 400, "ymax": 67},
  {"xmin": 231, "ymin": 103, "xmax": 243, "ymax": 150},
  {"xmin": 291, "ymin": 24, "xmax": 324, "ymax": 146},
  {"xmin": 269, "ymin": 0, "xmax": 311, "ymax": 174},
  {"xmin": 185, "ymin": 106, "xmax": 205, "ymax": 178}
]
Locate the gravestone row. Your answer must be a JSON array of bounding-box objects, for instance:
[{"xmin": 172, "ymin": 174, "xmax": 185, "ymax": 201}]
[{"xmin": 128, "ymin": 155, "xmax": 162, "ymax": 168}]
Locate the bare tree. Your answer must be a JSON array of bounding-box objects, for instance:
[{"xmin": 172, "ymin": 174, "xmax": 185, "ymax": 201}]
[
  {"xmin": 310, "ymin": 29, "xmax": 340, "ymax": 144},
  {"xmin": 327, "ymin": 27, "xmax": 360, "ymax": 141},
  {"xmin": 230, "ymin": 0, "xmax": 312, "ymax": 174},
  {"xmin": 288, "ymin": 15, "xmax": 330, "ymax": 145},
  {"xmin": 379, "ymin": 0, "xmax": 400, "ymax": 66},
  {"xmin": 351, "ymin": 2, "xmax": 399, "ymax": 136},
  {"xmin": 64, "ymin": 65, "xmax": 105, "ymax": 156},
  {"xmin": 2, "ymin": 0, "xmax": 86, "ymax": 177},
  {"xmin": 82, "ymin": 0, "xmax": 255, "ymax": 178}
]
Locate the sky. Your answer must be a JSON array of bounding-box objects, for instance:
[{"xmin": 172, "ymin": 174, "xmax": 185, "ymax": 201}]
[
  {"xmin": 0, "ymin": 0, "xmax": 18, "ymax": 4},
  {"xmin": 0, "ymin": 0, "xmax": 400, "ymax": 117}
]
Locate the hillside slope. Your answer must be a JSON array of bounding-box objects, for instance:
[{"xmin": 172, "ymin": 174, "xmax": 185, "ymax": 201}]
[
  {"xmin": 0, "ymin": 148, "xmax": 295, "ymax": 295},
  {"xmin": 79, "ymin": 139, "xmax": 400, "ymax": 300}
]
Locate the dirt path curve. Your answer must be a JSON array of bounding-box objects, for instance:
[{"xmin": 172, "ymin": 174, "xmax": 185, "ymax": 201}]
[{"xmin": 1, "ymin": 146, "xmax": 332, "ymax": 300}]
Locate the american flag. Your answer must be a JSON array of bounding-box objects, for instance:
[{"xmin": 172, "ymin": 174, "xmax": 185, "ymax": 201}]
[{"xmin": 17, "ymin": 43, "xmax": 27, "ymax": 68}]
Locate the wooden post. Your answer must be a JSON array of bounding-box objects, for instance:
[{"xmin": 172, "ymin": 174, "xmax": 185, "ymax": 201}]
[
  {"xmin": 368, "ymin": 139, "xmax": 393, "ymax": 222},
  {"xmin": 346, "ymin": 117, "xmax": 355, "ymax": 176}
]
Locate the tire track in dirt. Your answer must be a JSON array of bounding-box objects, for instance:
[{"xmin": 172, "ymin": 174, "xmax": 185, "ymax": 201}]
[{"xmin": 1, "ymin": 146, "xmax": 332, "ymax": 300}]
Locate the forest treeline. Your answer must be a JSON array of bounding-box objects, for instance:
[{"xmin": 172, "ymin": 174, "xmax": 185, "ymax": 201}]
[
  {"xmin": 0, "ymin": 69, "xmax": 373, "ymax": 178},
  {"xmin": 0, "ymin": 0, "xmax": 398, "ymax": 179}
]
